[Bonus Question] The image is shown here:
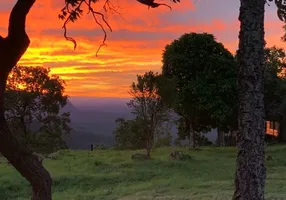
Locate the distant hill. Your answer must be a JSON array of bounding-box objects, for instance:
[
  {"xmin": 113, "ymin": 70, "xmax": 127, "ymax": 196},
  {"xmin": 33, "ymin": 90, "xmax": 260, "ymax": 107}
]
[
  {"xmin": 64, "ymin": 97, "xmax": 133, "ymax": 149},
  {"xmin": 69, "ymin": 97, "xmax": 131, "ymax": 113},
  {"xmin": 63, "ymin": 97, "xmax": 218, "ymax": 150}
]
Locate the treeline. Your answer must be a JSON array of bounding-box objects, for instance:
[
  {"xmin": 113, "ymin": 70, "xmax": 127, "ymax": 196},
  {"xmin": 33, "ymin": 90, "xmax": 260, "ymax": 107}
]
[
  {"xmin": 7, "ymin": 32, "xmax": 286, "ymax": 157},
  {"xmin": 113, "ymin": 32, "xmax": 286, "ymax": 157}
]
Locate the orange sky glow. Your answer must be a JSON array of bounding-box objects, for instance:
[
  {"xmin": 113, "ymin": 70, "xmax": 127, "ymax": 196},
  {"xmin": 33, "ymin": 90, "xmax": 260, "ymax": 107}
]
[{"xmin": 1, "ymin": 0, "xmax": 286, "ymax": 97}]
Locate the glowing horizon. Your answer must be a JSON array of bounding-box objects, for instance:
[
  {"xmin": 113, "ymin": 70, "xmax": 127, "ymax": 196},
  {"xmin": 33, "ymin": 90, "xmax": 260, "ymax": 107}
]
[{"xmin": 1, "ymin": 0, "xmax": 286, "ymax": 98}]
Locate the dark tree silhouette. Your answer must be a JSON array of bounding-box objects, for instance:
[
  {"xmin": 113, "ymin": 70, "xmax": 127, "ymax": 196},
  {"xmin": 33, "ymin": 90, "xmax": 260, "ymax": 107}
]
[{"xmin": 232, "ymin": 1, "xmax": 266, "ymax": 199}]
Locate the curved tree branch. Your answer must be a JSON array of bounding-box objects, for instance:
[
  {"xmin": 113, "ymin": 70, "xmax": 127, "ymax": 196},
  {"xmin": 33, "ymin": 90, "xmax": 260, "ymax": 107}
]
[
  {"xmin": 0, "ymin": 0, "xmax": 36, "ymax": 74},
  {"xmin": 8, "ymin": 0, "xmax": 36, "ymax": 37}
]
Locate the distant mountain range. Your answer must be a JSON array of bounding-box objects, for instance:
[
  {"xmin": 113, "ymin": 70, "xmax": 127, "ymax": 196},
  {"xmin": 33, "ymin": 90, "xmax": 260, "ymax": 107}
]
[
  {"xmin": 61, "ymin": 97, "xmax": 134, "ymax": 149},
  {"xmin": 63, "ymin": 97, "xmax": 218, "ymax": 150}
]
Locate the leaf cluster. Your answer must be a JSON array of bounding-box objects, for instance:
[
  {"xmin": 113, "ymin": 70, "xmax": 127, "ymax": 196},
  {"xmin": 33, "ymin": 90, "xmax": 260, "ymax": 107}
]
[
  {"xmin": 264, "ymin": 46, "xmax": 286, "ymax": 116},
  {"xmin": 4, "ymin": 66, "xmax": 71, "ymax": 153},
  {"xmin": 160, "ymin": 32, "xmax": 237, "ymax": 134}
]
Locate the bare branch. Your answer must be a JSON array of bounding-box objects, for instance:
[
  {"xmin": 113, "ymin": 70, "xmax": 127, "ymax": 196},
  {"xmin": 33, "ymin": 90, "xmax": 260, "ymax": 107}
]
[
  {"xmin": 60, "ymin": 0, "xmax": 85, "ymax": 50},
  {"xmin": 60, "ymin": 0, "xmax": 116, "ymax": 56},
  {"xmin": 59, "ymin": 0, "xmax": 178, "ymax": 55},
  {"xmin": 83, "ymin": 0, "xmax": 112, "ymax": 56},
  {"xmin": 8, "ymin": 0, "xmax": 36, "ymax": 37}
]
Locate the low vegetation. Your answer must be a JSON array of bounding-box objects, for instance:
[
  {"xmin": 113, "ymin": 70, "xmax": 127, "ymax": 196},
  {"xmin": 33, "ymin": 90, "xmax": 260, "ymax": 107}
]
[{"xmin": 1, "ymin": 145, "xmax": 286, "ymax": 200}]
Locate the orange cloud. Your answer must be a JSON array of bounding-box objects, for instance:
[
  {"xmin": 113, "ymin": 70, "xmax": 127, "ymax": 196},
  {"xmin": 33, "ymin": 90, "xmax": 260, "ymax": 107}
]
[{"xmin": 1, "ymin": 0, "xmax": 285, "ymax": 97}]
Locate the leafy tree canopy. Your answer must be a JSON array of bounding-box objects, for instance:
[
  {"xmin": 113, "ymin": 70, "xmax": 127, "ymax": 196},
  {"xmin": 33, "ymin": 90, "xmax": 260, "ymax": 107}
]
[
  {"xmin": 160, "ymin": 32, "xmax": 237, "ymax": 133},
  {"xmin": 4, "ymin": 66, "xmax": 71, "ymax": 153},
  {"xmin": 264, "ymin": 46, "xmax": 286, "ymax": 116}
]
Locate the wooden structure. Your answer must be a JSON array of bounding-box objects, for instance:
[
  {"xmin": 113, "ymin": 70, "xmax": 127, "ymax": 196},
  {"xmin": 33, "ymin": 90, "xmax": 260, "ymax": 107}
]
[{"xmin": 265, "ymin": 112, "xmax": 286, "ymax": 142}]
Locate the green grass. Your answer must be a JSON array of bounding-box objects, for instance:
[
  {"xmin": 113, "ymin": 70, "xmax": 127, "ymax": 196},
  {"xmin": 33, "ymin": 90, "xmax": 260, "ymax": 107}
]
[{"xmin": 1, "ymin": 145, "xmax": 286, "ymax": 200}]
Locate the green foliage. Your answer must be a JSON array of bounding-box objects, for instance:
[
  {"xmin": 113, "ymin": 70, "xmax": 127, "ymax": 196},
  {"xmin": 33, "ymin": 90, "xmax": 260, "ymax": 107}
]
[
  {"xmin": 1, "ymin": 145, "xmax": 286, "ymax": 199},
  {"xmin": 264, "ymin": 46, "xmax": 286, "ymax": 116},
  {"xmin": 160, "ymin": 32, "xmax": 237, "ymax": 146},
  {"xmin": 4, "ymin": 66, "xmax": 71, "ymax": 153},
  {"xmin": 232, "ymin": 46, "xmax": 286, "ymax": 119}
]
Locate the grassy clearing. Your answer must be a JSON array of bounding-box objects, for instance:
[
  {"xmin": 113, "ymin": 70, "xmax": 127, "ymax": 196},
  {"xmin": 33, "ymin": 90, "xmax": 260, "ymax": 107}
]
[{"xmin": 1, "ymin": 145, "xmax": 286, "ymax": 200}]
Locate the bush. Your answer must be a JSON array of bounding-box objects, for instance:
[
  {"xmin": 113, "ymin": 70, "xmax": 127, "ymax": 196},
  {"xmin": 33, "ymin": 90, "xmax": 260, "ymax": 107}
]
[
  {"xmin": 94, "ymin": 144, "xmax": 110, "ymax": 150},
  {"xmin": 154, "ymin": 132, "xmax": 172, "ymax": 148}
]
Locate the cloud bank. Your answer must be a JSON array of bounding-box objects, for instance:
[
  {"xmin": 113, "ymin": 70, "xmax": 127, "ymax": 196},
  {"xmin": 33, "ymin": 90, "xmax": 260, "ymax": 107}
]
[{"xmin": 0, "ymin": 0, "xmax": 285, "ymax": 97}]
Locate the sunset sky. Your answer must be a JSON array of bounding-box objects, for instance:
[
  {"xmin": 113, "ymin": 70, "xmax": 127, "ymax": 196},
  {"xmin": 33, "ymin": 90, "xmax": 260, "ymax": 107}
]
[{"xmin": 1, "ymin": 0, "xmax": 286, "ymax": 97}]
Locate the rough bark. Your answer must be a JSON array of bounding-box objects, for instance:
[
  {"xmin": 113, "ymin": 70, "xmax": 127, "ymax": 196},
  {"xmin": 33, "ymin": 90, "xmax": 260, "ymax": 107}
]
[
  {"xmin": 0, "ymin": 123, "xmax": 52, "ymax": 200},
  {"xmin": 190, "ymin": 125, "xmax": 196, "ymax": 150},
  {"xmin": 188, "ymin": 133, "xmax": 191, "ymax": 149},
  {"xmin": 233, "ymin": 0, "xmax": 266, "ymax": 199},
  {"xmin": 0, "ymin": 0, "xmax": 52, "ymax": 199},
  {"xmin": 146, "ymin": 143, "xmax": 151, "ymax": 157},
  {"xmin": 192, "ymin": 129, "xmax": 196, "ymax": 149}
]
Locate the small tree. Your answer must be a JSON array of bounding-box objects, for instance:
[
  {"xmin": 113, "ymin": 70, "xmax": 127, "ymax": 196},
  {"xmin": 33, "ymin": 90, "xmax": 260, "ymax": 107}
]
[
  {"xmin": 127, "ymin": 71, "xmax": 170, "ymax": 157},
  {"xmin": 4, "ymin": 66, "xmax": 71, "ymax": 153},
  {"xmin": 114, "ymin": 117, "xmax": 172, "ymax": 150}
]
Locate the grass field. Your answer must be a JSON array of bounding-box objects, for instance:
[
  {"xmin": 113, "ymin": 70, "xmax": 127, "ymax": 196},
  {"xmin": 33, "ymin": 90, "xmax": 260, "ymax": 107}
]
[{"xmin": 1, "ymin": 145, "xmax": 286, "ymax": 200}]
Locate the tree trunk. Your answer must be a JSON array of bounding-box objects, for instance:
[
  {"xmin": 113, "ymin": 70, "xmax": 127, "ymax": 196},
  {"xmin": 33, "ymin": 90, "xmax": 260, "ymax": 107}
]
[
  {"xmin": 0, "ymin": 121, "xmax": 52, "ymax": 200},
  {"xmin": 192, "ymin": 129, "xmax": 196, "ymax": 149},
  {"xmin": 188, "ymin": 133, "xmax": 191, "ymax": 149},
  {"xmin": 146, "ymin": 140, "xmax": 152, "ymax": 158},
  {"xmin": 234, "ymin": 0, "xmax": 266, "ymax": 199},
  {"xmin": 145, "ymin": 132, "xmax": 153, "ymax": 158},
  {"xmin": 146, "ymin": 145, "xmax": 151, "ymax": 157},
  {"xmin": 221, "ymin": 132, "xmax": 225, "ymax": 147},
  {"xmin": 217, "ymin": 127, "xmax": 225, "ymax": 147},
  {"xmin": 0, "ymin": 0, "xmax": 52, "ymax": 199},
  {"xmin": 20, "ymin": 116, "xmax": 29, "ymax": 145},
  {"xmin": 217, "ymin": 127, "xmax": 221, "ymax": 147}
]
